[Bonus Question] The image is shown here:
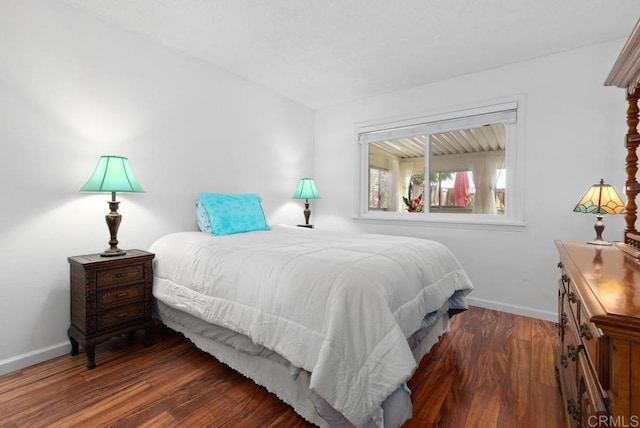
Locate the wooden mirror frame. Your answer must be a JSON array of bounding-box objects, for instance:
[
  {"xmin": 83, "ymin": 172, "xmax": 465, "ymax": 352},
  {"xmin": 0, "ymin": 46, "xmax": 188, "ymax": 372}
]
[{"xmin": 605, "ymin": 18, "xmax": 640, "ymax": 245}]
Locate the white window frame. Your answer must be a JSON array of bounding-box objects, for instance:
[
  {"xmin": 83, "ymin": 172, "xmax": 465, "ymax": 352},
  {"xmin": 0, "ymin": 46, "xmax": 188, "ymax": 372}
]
[{"xmin": 354, "ymin": 96, "xmax": 526, "ymax": 230}]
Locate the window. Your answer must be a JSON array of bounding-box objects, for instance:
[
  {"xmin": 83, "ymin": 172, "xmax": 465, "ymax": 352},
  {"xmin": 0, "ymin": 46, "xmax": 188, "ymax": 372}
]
[{"xmin": 357, "ymin": 99, "xmax": 524, "ymax": 229}]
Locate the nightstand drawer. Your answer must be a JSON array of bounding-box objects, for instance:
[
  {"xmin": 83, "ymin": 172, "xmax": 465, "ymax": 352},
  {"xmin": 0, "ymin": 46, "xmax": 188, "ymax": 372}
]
[
  {"xmin": 97, "ymin": 283, "xmax": 145, "ymax": 308},
  {"xmin": 96, "ymin": 263, "xmax": 145, "ymax": 287},
  {"xmin": 97, "ymin": 302, "xmax": 145, "ymax": 330}
]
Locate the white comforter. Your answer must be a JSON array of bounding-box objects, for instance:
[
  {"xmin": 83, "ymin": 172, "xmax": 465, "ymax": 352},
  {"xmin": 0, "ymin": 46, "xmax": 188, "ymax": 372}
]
[{"xmin": 151, "ymin": 226, "xmax": 473, "ymax": 427}]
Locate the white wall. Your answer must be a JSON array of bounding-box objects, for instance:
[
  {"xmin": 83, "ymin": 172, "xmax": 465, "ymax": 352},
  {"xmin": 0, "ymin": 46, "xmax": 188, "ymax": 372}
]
[
  {"xmin": 314, "ymin": 40, "xmax": 628, "ymax": 321},
  {"xmin": 0, "ymin": 0, "xmax": 630, "ymax": 376},
  {"xmin": 0, "ymin": 0, "xmax": 314, "ymax": 374}
]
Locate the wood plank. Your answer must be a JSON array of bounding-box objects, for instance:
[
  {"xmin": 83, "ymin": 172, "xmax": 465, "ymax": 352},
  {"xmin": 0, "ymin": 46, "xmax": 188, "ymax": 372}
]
[{"xmin": 0, "ymin": 306, "xmax": 564, "ymax": 427}]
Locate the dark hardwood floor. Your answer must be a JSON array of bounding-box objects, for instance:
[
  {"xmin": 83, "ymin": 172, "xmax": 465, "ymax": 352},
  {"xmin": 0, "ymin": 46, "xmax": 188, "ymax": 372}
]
[{"xmin": 0, "ymin": 306, "xmax": 564, "ymax": 427}]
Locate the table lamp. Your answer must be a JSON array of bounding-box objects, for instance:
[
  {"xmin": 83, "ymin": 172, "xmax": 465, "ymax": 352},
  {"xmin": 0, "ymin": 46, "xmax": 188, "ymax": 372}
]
[
  {"xmin": 80, "ymin": 155, "xmax": 145, "ymax": 256},
  {"xmin": 293, "ymin": 178, "xmax": 320, "ymax": 225},
  {"xmin": 573, "ymin": 178, "xmax": 625, "ymax": 245}
]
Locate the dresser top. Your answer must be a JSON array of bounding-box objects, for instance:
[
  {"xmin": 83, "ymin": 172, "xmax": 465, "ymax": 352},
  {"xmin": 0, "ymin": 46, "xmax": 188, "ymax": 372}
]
[{"xmin": 556, "ymin": 241, "xmax": 640, "ymax": 327}]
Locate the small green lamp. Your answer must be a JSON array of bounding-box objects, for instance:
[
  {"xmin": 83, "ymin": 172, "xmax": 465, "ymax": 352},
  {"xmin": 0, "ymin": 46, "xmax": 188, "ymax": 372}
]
[
  {"xmin": 292, "ymin": 178, "xmax": 320, "ymax": 226},
  {"xmin": 80, "ymin": 155, "xmax": 144, "ymax": 257}
]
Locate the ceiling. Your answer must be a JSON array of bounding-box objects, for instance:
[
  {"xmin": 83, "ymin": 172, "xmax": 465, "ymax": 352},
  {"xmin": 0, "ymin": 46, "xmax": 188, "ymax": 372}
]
[{"xmin": 62, "ymin": 0, "xmax": 640, "ymax": 109}]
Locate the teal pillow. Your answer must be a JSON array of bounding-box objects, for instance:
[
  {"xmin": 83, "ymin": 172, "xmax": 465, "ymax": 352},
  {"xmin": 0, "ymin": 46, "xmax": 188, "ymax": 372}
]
[
  {"xmin": 199, "ymin": 193, "xmax": 270, "ymax": 236},
  {"xmin": 195, "ymin": 200, "xmax": 213, "ymax": 233}
]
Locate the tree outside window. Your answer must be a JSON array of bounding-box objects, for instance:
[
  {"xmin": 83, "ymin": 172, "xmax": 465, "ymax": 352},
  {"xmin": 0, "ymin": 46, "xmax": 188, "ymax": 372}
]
[{"xmin": 369, "ymin": 167, "xmax": 390, "ymax": 210}]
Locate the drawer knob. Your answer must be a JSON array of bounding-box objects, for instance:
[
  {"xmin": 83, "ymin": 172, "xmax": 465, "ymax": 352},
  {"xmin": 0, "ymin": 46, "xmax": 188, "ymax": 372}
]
[
  {"xmin": 116, "ymin": 312, "xmax": 129, "ymax": 318},
  {"xmin": 116, "ymin": 292, "xmax": 129, "ymax": 298}
]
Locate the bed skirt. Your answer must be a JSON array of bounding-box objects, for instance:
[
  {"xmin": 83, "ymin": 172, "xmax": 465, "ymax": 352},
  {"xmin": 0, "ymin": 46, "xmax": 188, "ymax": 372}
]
[{"xmin": 155, "ymin": 300, "xmax": 451, "ymax": 427}]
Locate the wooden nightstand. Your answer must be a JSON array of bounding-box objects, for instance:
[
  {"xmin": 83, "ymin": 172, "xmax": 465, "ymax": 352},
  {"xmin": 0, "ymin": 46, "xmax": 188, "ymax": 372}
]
[{"xmin": 67, "ymin": 249, "xmax": 155, "ymax": 369}]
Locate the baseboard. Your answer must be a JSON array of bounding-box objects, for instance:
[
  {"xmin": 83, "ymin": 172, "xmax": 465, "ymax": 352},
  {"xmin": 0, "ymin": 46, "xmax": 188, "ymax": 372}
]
[
  {"xmin": 0, "ymin": 341, "xmax": 70, "ymax": 376},
  {"xmin": 0, "ymin": 298, "xmax": 555, "ymax": 377},
  {"xmin": 466, "ymin": 296, "xmax": 557, "ymax": 322}
]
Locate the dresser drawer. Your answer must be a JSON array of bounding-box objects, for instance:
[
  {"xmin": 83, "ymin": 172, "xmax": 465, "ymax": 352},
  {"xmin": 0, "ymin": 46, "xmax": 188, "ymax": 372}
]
[
  {"xmin": 96, "ymin": 263, "xmax": 145, "ymax": 288},
  {"xmin": 558, "ymin": 286, "xmax": 569, "ymax": 341},
  {"xmin": 565, "ymin": 275, "xmax": 580, "ymax": 325},
  {"xmin": 96, "ymin": 302, "xmax": 145, "ymax": 330},
  {"xmin": 560, "ymin": 345, "xmax": 581, "ymax": 427},
  {"xmin": 96, "ymin": 283, "xmax": 145, "ymax": 308},
  {"xmin": 578, "ymin": 350, "xmax": 608, "ymax": 426},
  {"xmin": 561, "ymin": 309, "xmax": 581, "ymax": 393},
  {"xmin": 578, "ymin": 304, "xmax": 602, "ymax": 371}
]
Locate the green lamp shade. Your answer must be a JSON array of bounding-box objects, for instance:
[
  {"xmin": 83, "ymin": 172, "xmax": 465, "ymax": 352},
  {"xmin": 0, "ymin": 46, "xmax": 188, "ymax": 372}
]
[
  {"xmin": 292, "ymin": 178, "xmax": 320, "ymax": 199},
  {"xmin": 573, "ymin": 179, "xmax": 624, "ymax": 215},
  {"xmin": 80, "ymin": 155, "xmax": 144, "ymax": 193}
]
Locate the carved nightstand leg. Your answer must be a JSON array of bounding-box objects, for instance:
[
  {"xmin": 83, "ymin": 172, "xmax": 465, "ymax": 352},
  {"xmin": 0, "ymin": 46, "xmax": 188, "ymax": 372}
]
[
  {"xmin": 85, "ymin": 345, "xmax": 96, "ymax": 370},
  {"xmin": 144, "ymin": 327, "xmax": 153, "ymax": 347},
  {"xmin": 68, "ymin": 333, "xmax": 79, "ymax": 356}
]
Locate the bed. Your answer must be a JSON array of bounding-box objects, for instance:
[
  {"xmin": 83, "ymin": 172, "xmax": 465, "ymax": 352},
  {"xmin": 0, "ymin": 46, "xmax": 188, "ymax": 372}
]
[{"xmin": 150, "ymin": 193, "xmax": 473, "ymax": 427}]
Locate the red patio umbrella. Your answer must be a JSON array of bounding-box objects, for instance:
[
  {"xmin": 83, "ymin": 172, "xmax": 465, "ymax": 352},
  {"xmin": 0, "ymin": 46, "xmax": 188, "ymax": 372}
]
[{"xmin": 453, "ymin": 171, "xmax": 470, "ymax": 207}]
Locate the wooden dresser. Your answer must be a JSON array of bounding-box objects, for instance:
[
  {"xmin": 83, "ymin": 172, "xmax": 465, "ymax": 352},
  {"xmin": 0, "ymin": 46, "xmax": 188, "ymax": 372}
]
[
  {"xmin": 67, "ymin": 249, "xmax": 155, "ymax": 369},
  {"xmin": 555, "ymin": 241, "xmax": 640, "ymax": 427}
]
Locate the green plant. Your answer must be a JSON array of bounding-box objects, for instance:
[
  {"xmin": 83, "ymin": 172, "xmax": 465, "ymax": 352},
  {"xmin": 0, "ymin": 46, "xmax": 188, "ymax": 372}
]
[{"xmin": 403, "ymin": 181, "xmax": 424, "ymax": 212}]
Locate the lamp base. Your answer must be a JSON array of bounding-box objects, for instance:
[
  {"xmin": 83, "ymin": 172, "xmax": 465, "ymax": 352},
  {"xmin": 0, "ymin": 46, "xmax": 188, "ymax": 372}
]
[
  {"xmin": 101, "ymin": 248, "xmax": 127, "ymax": 257},
  {"xmin": 587, "ymin": 214, "xmax": 611, "ymax": 246},
  {"xmin": 303, "ymin": 199, "xmax": 311, "ymax": 225},
  {"xmin": 101, "ymin": 195, "xmax": 126, "ymax": 257},
  {"xmin": 586, "ymin": 239, "xmax": 612, "ymax": 246}
]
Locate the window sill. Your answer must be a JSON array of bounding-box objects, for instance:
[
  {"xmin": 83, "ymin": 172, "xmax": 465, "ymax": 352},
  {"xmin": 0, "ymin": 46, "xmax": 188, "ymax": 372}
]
[{"xmin": 353, "ymin": 212, "xmax": 526, "ymax": 231}]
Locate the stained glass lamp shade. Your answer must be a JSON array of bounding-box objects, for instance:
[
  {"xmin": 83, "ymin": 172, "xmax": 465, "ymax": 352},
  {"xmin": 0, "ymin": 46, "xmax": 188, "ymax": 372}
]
[
  {"xmin": 80, "ymin": 155, "xmax": 144, "ymax": 256},
  {"xmin": 292, "ymin": 178, "xmax": 320, "ymax": 225},
  {"xmin": 573, "ymin": 178, "xmax": 625, "ymax": 245}
]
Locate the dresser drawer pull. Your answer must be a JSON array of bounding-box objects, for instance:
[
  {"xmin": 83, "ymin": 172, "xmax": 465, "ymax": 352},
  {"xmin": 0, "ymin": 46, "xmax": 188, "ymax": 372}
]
[
  {"xmin": 567, "ymin": 344, "xmax": 578, "ymax": 361},
  {"xmin": 579, "ymin": 323, "xmax": 593, "ymax": 340},
  {"xmin": 567, "ymin": 398, "xmax": 580, "ymax": 420},
  {"xmin": 559, "ymin": 345, "xmax": 580, "ymax": 367},
  {"xmin": 116, "ymin": 312, "xmax": 129, "ymax": 318},
  {"xmin": 116, "ymin": 292, "xmax": 129, "ymax": 298},
  {"xmin": 567, "ymin": 291, "xmax": 576, "ymax": 303},
  {"xmin": 560, "ymin": 353, "xmax": 568, "ymax": 368}
]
